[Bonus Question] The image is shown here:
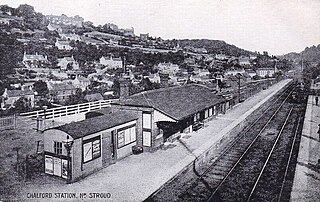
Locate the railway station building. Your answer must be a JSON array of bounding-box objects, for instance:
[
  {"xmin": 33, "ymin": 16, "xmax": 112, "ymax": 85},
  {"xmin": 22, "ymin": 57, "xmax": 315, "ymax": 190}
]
[
  {"xmin": 112, "ymin": 84, "xmax": 226, "ymax": 151},
  {"xmin": 43, "ymin": 111, "xmax": 138, "ymax": 182}
]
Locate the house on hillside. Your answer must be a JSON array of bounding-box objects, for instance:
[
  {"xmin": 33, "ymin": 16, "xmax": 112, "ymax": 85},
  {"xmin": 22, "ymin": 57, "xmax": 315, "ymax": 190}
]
[
  {"xmin": 245, "ymin": 69, "xmax": 257, "ymax": 78},
  {"xmin": 256, "ymin": 67, "xmax": 277, "ymax": 78},
  {"xmin": 57, "ymin": 56, "xmax": 79, "ymax": 70},
  {"xmin": 239, "ymin": 56, "xmax": 251, "ymax": 66},
  {"xmin": 46, "ymin": 15, "xmax": 84, "ymax": 27},
  {"xmin": 47, "ymin": 23, "xmax": 62, "ymax": 33},
  {"xmin": 84, "ymin": 93, "xmax": 103, "ymax": 102},
  {"xmin": 55, "ymin": 40, "xmax": 73, "ymax": 50},
  {"xmin": 157, "ymin": 63, "xmax": 180, "ymax": 76},
  {"xmin": 225, "ymin": 68, "xmax": 246, "ymax": 76},
  {"xmin": 1, "ymin": 88, "xmax": 34, "ymax": 108},
  {"xmin": 215, "ymin": 54, "xmax": 228, "ymax": 60},
  {"xmin": 146, "ymin": 73, "xmax": 161, "ymax": 83},
  {"xmin": 22, "ymin": 52, "xmax": 49, "ymax": 68},
  {"xmin": 99, "ymin": 56, "xmax": 122, "ymax": 69},
  {"xmin": 59, "ymin": 33, "xmax": 81, "ymax": 41},
  {"xmin": 140, "ymin": 33, "xmax": 149, "ymax": 41},
  {"xmin": 72, "ymin": 76, "xmax": 90, "ymax": 91},
  {"xmin": 47, "ymin": 81, "xmax": 76, "ymax": 104},
  {"xmin": 121, "ymin": 27, "xmax": 135, "ymax": 37}
]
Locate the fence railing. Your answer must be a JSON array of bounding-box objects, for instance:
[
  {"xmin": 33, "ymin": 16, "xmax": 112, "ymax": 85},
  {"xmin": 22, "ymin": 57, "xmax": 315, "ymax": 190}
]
[
  {"xmin": 0, "ymin": 115, "xmax": 16, "ymax": 130},
  {"xmin": 20, "ymin": 99, "xmax": 118, "ymax": 119}
]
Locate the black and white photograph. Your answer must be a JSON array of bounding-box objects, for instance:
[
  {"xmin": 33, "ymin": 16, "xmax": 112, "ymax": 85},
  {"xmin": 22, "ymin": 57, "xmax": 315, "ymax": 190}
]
[{"xmin": 0, "ymin": 0, "xmax": 319, "ymax": 201}]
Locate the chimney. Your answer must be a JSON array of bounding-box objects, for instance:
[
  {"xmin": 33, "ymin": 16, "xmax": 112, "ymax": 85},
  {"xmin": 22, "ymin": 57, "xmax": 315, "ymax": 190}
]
[
  {"xmin": 159, "ymin": 72, "xmax": 170, "ymax": 88},
  {"xmin": 119, "ymin": 75, "xmax": 130, "ymax": 98}
]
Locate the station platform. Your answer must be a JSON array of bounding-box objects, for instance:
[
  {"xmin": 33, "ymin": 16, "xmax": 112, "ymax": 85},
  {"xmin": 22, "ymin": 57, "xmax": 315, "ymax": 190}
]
[
  {"xmin": 20, "ymin": 79, "xmax": 291, "ymax": 201},
  {"xmin": 291, "ymin": 95, "xmax": 320, "ymax": 201}
]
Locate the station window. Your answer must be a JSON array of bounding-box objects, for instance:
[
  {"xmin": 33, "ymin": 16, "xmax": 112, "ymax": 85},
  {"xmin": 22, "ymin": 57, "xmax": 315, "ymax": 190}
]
[
  {"xmin": 83, "ymin": 136, "xmax": 101, "ymax": 163},
  {"xmin": 117, "ymin": 125, "xmax": 136, "ymax": 148},
  {"xmin": 209, "ymin": 108, "xmax": 213, "ymax": 116},
  {"xmin": 143, "ymin": 112, "xmax": 151, "ymax": 129},
  {"xmin": 54, "ymin": 141, "xmax": 63, "ymax": 155}
]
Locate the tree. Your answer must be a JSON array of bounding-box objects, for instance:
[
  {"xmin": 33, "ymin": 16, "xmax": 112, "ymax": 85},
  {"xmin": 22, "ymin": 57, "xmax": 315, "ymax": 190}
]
[
  {"xmin": 15, "ymin": 4, "xmax": 45, "ymax": 30},
  {"xmin": 14, "ymin": 97, "xmax": 32, "ymax": 112},
  {"xmin": 33, "ymin": 80, "xmax": 49, "ymax": 97},
  {"xmin": 65, "ymin": 88, "xmax": 85, "ymax": 105}
]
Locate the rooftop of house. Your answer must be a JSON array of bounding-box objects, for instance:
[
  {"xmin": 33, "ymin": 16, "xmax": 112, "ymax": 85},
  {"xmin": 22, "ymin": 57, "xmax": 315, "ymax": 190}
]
[
  {"xmin": 256, "ymin": 67, "xmax": 275, "ymax": 71},
  {"xmin": 48, "ymin": 82, "xmax": 76, "ymax": 91},
  {"xmin": 84, "ymin": 93, "xmax": 103, "ymax": 102},
  {"xmin": 58, "ymin": 56, "xmax": 75, "ymax": 62},
  {"xmin": 100, "ymin": 56, "xmax": 122, "ymax": 62},
  {"xmin": 23, "ymin": 53, "xmax": 47, "ymax": 61},
  {"xmin": 116, "ymin": 84, "xmax": 225, "ymax": 121},
  {"xmin": 56, "ymin": 40, "xmax": 71, "ymax": 45},
  {"xmin": 52, "ymin": 110, "xmax": 138, "ymax": 139},
  {"xmin": 75, "ymin": 76, "xmax": 90, "ymax": 82},
  {"xmin": 47, "ymin": 23, "xmax": 61, "ymax": 29},
  {"xmin": 3, "ymin": 88, "xmax": 34, "ymax": 97}
]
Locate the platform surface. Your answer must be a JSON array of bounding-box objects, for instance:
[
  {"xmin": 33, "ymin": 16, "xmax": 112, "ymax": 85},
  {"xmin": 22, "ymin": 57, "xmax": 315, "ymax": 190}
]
[{"xmin": 291, "ymin": 95, "xmax": 320, "ymax": 201}]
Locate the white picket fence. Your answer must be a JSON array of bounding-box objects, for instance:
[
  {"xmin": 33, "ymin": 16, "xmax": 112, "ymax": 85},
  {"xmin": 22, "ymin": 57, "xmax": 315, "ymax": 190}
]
[{"xmin": 20, "ymin": 99, "xmax": 118, "ymax": 119}]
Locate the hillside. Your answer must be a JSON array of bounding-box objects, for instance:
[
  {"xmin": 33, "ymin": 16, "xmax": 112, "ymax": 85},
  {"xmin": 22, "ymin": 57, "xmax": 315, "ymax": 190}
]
[
  {"xmin": 283, "ymin": 44, "xmax": 320, "ymax": 64},
  {"xmin": 177, "ymin": 39, "xmax": 254, "ymax": 56}
]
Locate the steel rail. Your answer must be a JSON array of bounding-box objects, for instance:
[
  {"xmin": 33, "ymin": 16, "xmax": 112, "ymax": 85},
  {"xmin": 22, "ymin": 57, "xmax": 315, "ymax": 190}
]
[
  {"xmin": 198, "ymin": 84, "xmax": 293, "ymax": 178},
  {"xmin": 247, "ymin": 107, "xmax": 294, "ymax": 202},
  {"xmin": 277, "ymin": 116, "xmax": 301, "ymax": 202},
  {"xmin": 206, "ymin": 88, "xmax": 294, "ymax": 202}
]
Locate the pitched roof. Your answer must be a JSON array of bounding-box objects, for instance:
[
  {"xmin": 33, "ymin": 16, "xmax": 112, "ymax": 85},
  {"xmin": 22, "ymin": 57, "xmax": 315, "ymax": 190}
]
[
  {"xmin": 58, "ymin": 56, "xmax": 75, "ymax": 62},
  {"xmin": 5, "ymin": 89, "xmax": 34, "ymax": 97},
  {"xmin": 53, "ymin": 111, "xmax": 138, "ymax": 139},
  {"xmin": 84, "ymin": 93, "xmax": 103, "ymax": 102},
  {"xmin": 49, "ymin": 82, "xmax": 76, "ymax": 91},
  {"xmin": 257, "ymin": 68, "xmax": 275, "ymax": 71},
  {"xmin": 56, "ymin": 40, "xmax": 70, "ymax": 45},
  {"xmin": 76, "ymin": 76, "xmax": 90, "ymax": 82},
  {"xmin": 24, "ymin": 54, "xmax": 46, "ymax": 61},
  {"xmin": 116, "ymin": 84, "xmax": 225, "ymax": 121}
]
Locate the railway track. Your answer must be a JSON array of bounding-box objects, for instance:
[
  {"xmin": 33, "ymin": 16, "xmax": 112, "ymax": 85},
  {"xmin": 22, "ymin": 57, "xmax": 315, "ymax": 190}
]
[
  {"xmin": 179, "ymin": 88, "xmax": 295, "ymax": 201},
  {"xmin": 146, "ymin": 82, "xmax": 306, "ymax": 202}
]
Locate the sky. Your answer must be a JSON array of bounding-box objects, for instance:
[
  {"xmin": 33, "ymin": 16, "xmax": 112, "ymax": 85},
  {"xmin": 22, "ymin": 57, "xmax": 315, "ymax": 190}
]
[{"xmin": 1, "ymin": 0, "xmax": 320, "ymax": 55}]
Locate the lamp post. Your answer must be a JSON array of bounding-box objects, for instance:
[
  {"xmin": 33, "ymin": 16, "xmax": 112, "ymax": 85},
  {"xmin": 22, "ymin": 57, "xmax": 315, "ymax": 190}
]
[{"xmin": 63, "ymin": 135, "xmax": 73, "ymax": 184}]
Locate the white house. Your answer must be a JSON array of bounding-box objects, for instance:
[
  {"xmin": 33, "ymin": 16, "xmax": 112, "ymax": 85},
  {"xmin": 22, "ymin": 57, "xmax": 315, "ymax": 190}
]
[
  {"xmin": 22, "ymin": 52, "xmax": 48, "ymax": 68},
  {"xmin": 47, "ymin": 23, "xmax": 62, "ymax": 33},
  {"xmin": 256, "ymin": 67, "xmax": 277, "ymax": 78},
  {"xmin": 157, "ymin": 63, "xmax": 180, "ymax": 76},
  {"xmin": 59, "ymin": 33, "xmax": 81, "ymax": 41},
  {"xmin": 146, "ymin": 73, "xmax": 161, "ymax": 83},
  {"xmin": 1, "ymin": 88, "xmax": 35, "ymax": 108},
  {"xmin": 245, "ymin": 69, "xmax": 257, "ymax": 78},
  {"xmin": 225, "ymin": 68, "xmax": 246, "ymax": 76},
  {"xmin": 99, "ymin": 56, "xmax": 122, "ymax": 69},
  {"xmin": 215, "ymin": 54, "xmax": 228, "ymax": 60},
  {"xmin": 193, "ymin": 68, "xmax": 210, "ymax": 77},
  {"xmin": 55, "ymin": 40, "xmax": 73, "ymax": 50},
  {"xmin": 72, "ymin": 76, "xmax": 91, "ymax": 91},
  {"xmin": 57, "ymin": 56, "xmax": 79, "ymax": 70},
  {"xmin": 239, "ymin": 56, "xmax": 251, "ymax": 66}
]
